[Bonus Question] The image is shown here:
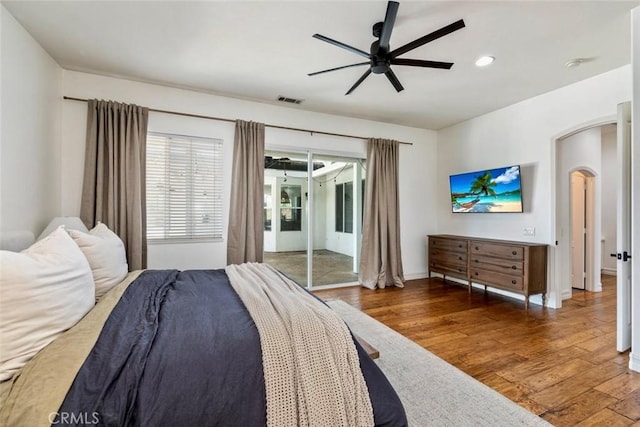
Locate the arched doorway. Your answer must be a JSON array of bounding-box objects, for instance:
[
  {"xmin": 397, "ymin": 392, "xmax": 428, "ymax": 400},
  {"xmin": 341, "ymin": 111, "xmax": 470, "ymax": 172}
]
[{"xmin": 554, "ymin": 124, "xmax": 612, "ymax": 304}]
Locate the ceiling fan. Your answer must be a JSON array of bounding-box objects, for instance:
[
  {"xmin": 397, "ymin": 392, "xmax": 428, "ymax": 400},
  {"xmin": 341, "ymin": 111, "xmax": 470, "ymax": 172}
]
[{"xmin": 308, "ymin": 1, "xmax": 465, "ymax": 95}]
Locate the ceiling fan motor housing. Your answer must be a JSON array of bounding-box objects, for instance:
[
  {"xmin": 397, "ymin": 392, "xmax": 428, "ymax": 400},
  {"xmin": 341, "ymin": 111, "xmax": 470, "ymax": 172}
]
[{"xmin": 370, "ymin": 39, "xmax": 390, "ymax": 74}]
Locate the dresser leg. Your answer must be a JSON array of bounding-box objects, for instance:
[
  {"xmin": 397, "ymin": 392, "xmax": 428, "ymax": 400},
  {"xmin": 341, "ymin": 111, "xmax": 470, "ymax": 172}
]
[{"xmin": 542, "ymin": 293, "xmax": 547, "ymax": 307}]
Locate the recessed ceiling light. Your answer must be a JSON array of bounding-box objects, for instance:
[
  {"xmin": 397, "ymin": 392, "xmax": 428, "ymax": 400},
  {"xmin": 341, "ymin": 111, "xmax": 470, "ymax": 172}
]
[{"xmin": 475, "ymin": 56, "xmax": 495, "ymax": 67}]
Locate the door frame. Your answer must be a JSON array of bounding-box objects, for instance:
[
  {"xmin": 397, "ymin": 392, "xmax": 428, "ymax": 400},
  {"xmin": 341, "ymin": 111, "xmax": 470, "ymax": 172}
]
[
  {"xmin": 550, "ymin": 115, "xmax": 615, "ymax": 308},
  {"xmin": 264, "ymin": 144, "xmax": 366, "ymax": 290},
  {"xmin": 616, "ymin": 101, "xmax": 632, "ymax": 352}
]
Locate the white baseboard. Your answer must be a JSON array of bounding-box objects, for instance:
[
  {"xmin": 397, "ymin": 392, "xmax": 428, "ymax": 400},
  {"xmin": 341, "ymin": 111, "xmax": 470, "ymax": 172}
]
[
  {"xmin": 630, "ymin": 352, "xmax": 640, "ymax": 373},
  {"xmin": 427, "ymin": 273, "xmax": 548, "ymax": 307},
  {"xmin": 562, "ymin": 289, "xmax": 572, "ymax": 300},
  {"xmin": 405, "ymin": 272, "xmax": 429, "ymax": 281},
  {"xmin": 601, "ymin": 268, "xmax": 617, "ymax": 276}
]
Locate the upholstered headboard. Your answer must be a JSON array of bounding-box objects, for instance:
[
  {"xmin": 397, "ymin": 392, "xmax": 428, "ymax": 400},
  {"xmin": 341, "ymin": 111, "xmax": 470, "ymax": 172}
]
[{"xmin": 0, "ymin": 231, "xmax": 35, "ymax": 252}]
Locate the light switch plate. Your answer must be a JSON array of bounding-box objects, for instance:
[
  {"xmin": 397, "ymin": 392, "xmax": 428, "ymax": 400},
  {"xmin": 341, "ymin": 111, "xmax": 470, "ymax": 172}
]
[{"xmin": 523, "ymin": 227, "xmax": 535, "ymax": 236}]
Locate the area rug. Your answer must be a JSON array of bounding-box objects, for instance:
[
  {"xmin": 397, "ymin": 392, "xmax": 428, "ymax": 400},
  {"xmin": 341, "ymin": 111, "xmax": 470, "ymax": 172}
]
[{"xmin": 327, "ymin": 299, "xmax": 550, "ymax": 427}]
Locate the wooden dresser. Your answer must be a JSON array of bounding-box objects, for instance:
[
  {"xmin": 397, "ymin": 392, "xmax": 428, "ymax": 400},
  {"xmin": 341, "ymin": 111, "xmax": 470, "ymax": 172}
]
[{"xmin": 428, "ymin": 235, "xmax": 548, "ymax": 309}]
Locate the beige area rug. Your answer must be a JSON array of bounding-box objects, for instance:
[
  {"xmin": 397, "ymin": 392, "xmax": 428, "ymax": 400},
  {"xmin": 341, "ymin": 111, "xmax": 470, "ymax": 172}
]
[{"xmin": 327, "ymin": 299, "xmax": 551, "ymax": 427}]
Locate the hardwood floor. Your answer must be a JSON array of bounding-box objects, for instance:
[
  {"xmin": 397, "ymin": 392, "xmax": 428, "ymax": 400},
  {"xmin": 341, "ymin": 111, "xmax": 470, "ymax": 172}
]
[{"xmin": 314, "ymin": 275, "xmax": 640, "ymax": 426}]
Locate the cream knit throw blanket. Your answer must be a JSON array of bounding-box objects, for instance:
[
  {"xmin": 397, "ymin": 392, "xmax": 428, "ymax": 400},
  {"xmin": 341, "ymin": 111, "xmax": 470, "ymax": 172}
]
[{"xmin": 225, "ymin": 263, "xmax": 374, "ymax": 427}]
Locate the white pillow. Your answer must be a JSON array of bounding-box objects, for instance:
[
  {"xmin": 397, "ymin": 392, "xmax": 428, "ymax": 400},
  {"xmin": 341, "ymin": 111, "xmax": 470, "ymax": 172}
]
[
  {"xmin": 0, "ymin": 226, "xmax": 95, "ymax": 382},
  {"xmin": 68, "ymin": 222, "xmax": 128, "ymax": 301}
]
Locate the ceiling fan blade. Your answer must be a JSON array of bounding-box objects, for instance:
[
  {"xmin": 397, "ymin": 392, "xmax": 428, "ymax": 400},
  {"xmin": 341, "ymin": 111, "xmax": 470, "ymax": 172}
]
[
  {"xmin": 385, "ymin": 69, "xmax": 404, "ymax": 92},
  {"xmin": 390, "ymin": 19, "xmax": 465, "ymax": 59},
  {"xmin": 391, "ymin": 58, "xmax": 454, "ymax": 69},
  {"xmin": 308, "ymin": 62, "xmax": 370, "ymax": 76},
  {"xmin": 312, "ymin": 34, "xmax": 370, "ymax": 59},
  {"xmin": 346, "ymin": 69, "xmax": 372, "ymax": 95},
  {"xmin": 379, "ymin": 1, "xmax": 399, "ymax": 52}
]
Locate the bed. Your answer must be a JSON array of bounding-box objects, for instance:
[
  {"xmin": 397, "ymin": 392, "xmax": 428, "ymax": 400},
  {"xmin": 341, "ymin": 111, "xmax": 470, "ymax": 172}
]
[{"xmin": 0, "ymin": 227, "xmax": 406, "ymax": 426}]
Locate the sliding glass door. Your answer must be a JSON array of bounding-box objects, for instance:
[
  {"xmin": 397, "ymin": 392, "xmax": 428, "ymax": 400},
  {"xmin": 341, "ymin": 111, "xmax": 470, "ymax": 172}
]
[{"xmin": 263, "ymin": 150, "xmax": 364, "ymax": 289}]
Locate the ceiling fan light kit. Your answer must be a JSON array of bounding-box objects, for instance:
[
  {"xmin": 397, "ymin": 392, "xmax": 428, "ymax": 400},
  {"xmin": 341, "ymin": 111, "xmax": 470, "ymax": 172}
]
[{"xmin": 309, "ymin": 1, "xmax": 465, "ymax": 95}]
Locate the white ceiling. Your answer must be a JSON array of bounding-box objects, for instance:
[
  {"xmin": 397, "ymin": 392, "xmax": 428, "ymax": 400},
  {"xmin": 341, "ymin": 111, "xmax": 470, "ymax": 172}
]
[{"xmin": 3, "ymin": 1, "xmax": 639, "ymax": 130}]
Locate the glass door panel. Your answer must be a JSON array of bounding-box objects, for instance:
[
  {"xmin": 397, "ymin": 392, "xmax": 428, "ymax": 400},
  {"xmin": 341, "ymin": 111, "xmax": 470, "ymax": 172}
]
[
  {"xmin": 310, "ymin": 154, "xmax": 365, "ymax": 287},
  {"xmin": 263, "ymin": 151, "xmax": 309, "ymax": 287}
]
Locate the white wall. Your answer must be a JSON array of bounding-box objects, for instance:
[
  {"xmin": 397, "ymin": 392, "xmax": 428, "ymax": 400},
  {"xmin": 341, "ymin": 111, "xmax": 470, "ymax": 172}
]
[
  {"xmin": 557, "ymin": 127, "xmax": 602, "ymax": 297},
  {"xmin": 437, "ymin": 65, "xmax": 631, "ymax": 308},
  {"xmin": 0, "ymin": 6, "xmax": 62, "ymax": 235},
  {"xmin": 312, "ymin": 179, "xmax": 327, "ymax": 251},
  {"xmin": 60, "ymin": 70, "xmax": 438, "ymax": 275},
  {"xmin": 630, "ymin": 6, "xmax": 640, "ymax": 374},
  {"xmin": 601, "ymin": 126, "xmax": 618, "ymax": 275}
]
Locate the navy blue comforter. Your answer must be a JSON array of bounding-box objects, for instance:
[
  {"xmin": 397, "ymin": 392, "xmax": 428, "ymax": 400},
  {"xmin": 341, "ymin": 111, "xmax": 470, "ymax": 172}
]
[{"xmin": 57, "ymin": 269, "xmax": 407, "ymax": 426}]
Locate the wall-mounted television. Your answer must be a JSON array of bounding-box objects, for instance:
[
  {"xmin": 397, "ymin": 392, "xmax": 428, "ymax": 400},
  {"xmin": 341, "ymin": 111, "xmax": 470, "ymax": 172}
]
[{"xmin": 449, "ymin": 165, "xmax": 523, "ymax": 213}]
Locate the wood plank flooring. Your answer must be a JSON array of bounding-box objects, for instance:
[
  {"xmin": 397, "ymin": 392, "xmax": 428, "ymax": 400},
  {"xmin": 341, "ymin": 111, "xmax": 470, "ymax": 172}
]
[{"xmin": 314, "ymin": 275, "xmax": 639, "ymax": 426}]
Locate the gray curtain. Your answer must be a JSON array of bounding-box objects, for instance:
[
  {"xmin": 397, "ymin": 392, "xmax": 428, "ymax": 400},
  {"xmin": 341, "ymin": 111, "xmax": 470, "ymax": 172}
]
[
  {"xmin": 80, "ymin": 99, "xmax": 149, "ymax": 270},
  {"xmin": 227, "ymin": 120, "xmax": 265, "ymax": 265},
  {"xmin": 359, "ymin": 138, "xmax": 405, "ymax": 289}
]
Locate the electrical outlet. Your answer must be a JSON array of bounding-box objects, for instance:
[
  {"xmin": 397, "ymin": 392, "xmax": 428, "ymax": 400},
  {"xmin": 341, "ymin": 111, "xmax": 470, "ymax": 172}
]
[{"xmin": 523, "ymin": 227, "xmax": 535, "ymax": 236}]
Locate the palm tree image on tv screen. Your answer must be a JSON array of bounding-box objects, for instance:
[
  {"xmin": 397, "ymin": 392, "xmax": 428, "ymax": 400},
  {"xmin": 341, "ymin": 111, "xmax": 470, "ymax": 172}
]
[{"xmin": 449, "ymin": 166, "xmax": 523, "ymax": 213}]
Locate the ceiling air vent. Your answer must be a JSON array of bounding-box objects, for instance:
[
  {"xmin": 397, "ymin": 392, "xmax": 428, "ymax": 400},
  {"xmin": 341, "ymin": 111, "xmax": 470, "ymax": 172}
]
[{"xmin": 277, "ymin": 96, "xmax": 303, "ymax": 104}]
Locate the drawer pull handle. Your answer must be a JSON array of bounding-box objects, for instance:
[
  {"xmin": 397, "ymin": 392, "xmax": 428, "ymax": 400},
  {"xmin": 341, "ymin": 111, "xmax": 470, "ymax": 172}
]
[
  {"xmin": 512, "ymin": 265, "xmax": 517, "ymax": 270},
  {"xmin": 458, "ymin": 256, "xmax": 462, "ymax": 260},
  {"xmin": 458, "ymin": 244, "xmax": 462, "ymax": 248},
  {"xmin": 512, "ymin": 251, "xmax": 517, "ymax": 255},
  {"xmin": 474, "ymin": 259, "xmax": 479, "ymax": 263},
  {"xmin": 511, "ymin": 279, "xmax": 517, "ymax": 284},
  {"xmin": 475, "ymin": 246, "xmax": 479, "ymax": 250},
  {"xmin": 474, "ymin": 272, "xmax": 479, "ymax": 276}
]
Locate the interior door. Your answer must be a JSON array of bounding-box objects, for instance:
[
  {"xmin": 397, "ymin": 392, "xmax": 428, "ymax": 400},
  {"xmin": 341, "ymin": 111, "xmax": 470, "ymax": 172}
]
[
  {"xmin": 616, "ymin": 102, "xmax": 632, "ymax": 352},
  {"xmin": 571, "ymin": 172, "xmax": 586, "ymax": 290}
]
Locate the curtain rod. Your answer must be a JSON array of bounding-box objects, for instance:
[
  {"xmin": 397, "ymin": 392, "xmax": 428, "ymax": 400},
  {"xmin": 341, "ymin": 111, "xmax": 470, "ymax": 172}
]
[{"xmin": 63, "ymin": 96, "xmax": 412, "ymax": 146}]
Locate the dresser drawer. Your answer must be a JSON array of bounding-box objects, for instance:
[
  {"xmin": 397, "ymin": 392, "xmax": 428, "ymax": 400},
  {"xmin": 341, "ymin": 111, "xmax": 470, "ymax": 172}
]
[
  {"xmin": 430, "ymin": 237, "xmax": 467, "ymax": 253},
  {"xmin": 430, "ymin": 249, "xmax": 467, "ymax": 262},
  {"xmin": 430, "ymin": 251, "xmax": 467, "ymax": 269},
  {"xmin": 470, "ymin": 268, "xmax": 523, "ymax": 291},
  {"xmin": 470, "ymin": 255, "xmax": 523, "ymax": 275},
  {"xmin": 470, "ymin": 242, "xmax": 523, "ymax": 260},
  {"xmin": 430, "ymin": 261, "xmax": 467, "ymax": 276}
]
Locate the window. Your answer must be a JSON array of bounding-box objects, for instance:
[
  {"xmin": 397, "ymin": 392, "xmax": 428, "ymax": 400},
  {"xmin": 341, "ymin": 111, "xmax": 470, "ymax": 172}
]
[
  {"xmin": 146, "ymin": 133, "xmax": 223, "ymax": 242},
  {"xmin": 335, "ymin": 181, "xmax": 353, "ymax": 233},
  {"xmin": 280, "ymin": 185, "xmax": 302, "ymax": 231}
]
